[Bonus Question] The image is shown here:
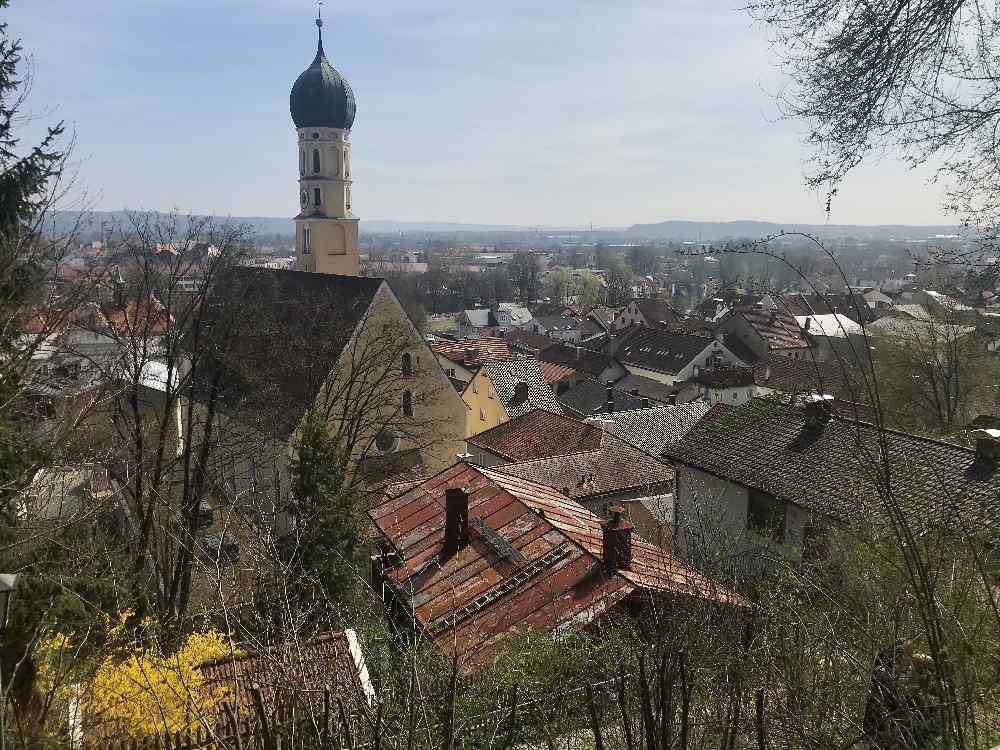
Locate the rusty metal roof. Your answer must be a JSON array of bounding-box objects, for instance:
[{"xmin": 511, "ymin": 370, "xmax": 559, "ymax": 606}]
[
  {"xmin": 368, "ymin": 463, "xmax": 744, "ymax": 667},
  {"xmin": 466, "ymin": 408, "xmax": 604, "ymax": 462}
]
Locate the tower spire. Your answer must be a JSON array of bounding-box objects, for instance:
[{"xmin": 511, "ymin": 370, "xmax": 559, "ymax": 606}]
[{"xmin": 316, "ymin": 1, "xmax": 324, "ymax": 51}]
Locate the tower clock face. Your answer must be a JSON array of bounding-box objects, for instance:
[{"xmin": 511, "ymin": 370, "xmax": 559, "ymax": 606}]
[{"xmin": 300, "ymin": 191, "xmax": 308, "ymax": 207}]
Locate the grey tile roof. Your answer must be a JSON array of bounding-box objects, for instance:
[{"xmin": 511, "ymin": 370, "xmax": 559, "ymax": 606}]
[
  {"xmin": 492, "ymin": 432, "xmax": 673, "ymax": 500},
  {"xmin": 615, "ymin": 374, "xmax": 678, "ymax": 404},
  {"xmin": 558, "ymin": 378, "xmax": 645, "ymax": 417},
  {"xmin": 481, "ymin": 359, "xmax": 563, "ymax": 419},
  {"xmin": 665, "ymin": 399, "xmax": 1000, "ymax": 529},
  {"xmin": 617, "ymin": 327, "xmax": 714, "ymax": 375},
  {"xmin": 594, "ymin": 402, "xmax": 712, "ymax": 457},
  {"xmin": 202, "ymin": 268, "xmax": 383, "ymax": 438}
]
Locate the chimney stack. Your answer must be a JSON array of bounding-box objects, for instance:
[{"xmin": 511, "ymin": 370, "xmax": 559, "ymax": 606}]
[
  {"xmin": 513, "ymin": 381, "xmax": 529, "ymax": 405},
  {"xmin": 605, "ymin": 381, "xmax": 615, "ymax": 413},
  {"xmin": 803, "ymin": 393, "xmax": 834, "ymax": 430},
  {"xmin": 971, "ymin": 428, "xmax": 1000, "ymax": 466},
  {"xmin": 601, "ymin": 505, "xmax": 633, "ymax": 572},
  {"xmin": 444, "ymin": 487, "xmax": 469, "ymax": 555},
  {"xmin": 641, "ymin": 397, "xmax": 650, "ymax": 408}
]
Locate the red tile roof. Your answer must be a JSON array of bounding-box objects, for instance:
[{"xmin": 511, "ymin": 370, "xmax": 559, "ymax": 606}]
[
  {"xmin": 537, "ymin": 360, "xmax": 578, "ymax": 383},
  {"xmin": 467, "ymin": 408, "xmax": 603, "ymax": 462},
  {"xmin": 369, "ymin": 463, "xmax": 744, "ymax": 667},
  {"xmin": 431, "ymin": 337, "xmax": 512, "ymax": 368},
  {"xmin": 197, "ymin": 631, "xmax": 373, "ymax": 722}
]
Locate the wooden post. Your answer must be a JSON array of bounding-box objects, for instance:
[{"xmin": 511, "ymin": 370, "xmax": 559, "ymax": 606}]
[
  {"xmin": 755, "ymin": 688, "xmax": 766, "ymax": 750},
  {"xmin": 249, "ymin": 684, "xmax": 274, "ymax": 750},
  {"xmin": 321, "ymin": 689, "xmax": 331, "ymax": 749},
  {"xmin": 223, "ymin": 702, "xmax": 243, "ymax": 750},
  {"xmin": 337, "ymin": 697, "xmax": 354, "ymax": 750},
  {"xmin": 585, "ymin": 683, "xmax": 605, "ymax": 750}
]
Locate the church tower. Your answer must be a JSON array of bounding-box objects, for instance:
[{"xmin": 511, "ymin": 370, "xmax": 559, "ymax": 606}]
[{"xmin": 289, "ymin": 11, "xmax": 359, "ymax": 276}]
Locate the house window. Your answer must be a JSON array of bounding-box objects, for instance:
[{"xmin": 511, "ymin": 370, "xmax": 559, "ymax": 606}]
[
  {"xmin": 479, "ymin": 408, "xmax": 486, "ymax": 421},
  {"xmin": 402, "ymin": 390, "xmax": 414, "ymax": 417},
  {"xmin": 487, "ymin": 387, "xmax": 494, "ymax": 400},
  {"xmin": 313, "ymin": 188, "xmax": 321, "ymax": 207},
  {"xmin": 747, "ymin": 489, "xmax": 785, "ymax": 542},
  {"xmin": 312, "ymin": 148, "xmax": 321, "ymax": 174},
  {"xmin": 401, "ymin": 352, "xmax": 413, "ymax": 377},
  {"xmin": 472, "ymin": 381, "xmax": 479, "ymax": 394}
]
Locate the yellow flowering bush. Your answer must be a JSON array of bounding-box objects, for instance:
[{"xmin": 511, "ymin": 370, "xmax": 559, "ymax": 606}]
[
  {"xmin": 37, "ymin": 611, "xmax": 231, "ymax": 741},
  {"xmin": 85, "ymin": 626, "xmax": 230, "ymax": 739}
]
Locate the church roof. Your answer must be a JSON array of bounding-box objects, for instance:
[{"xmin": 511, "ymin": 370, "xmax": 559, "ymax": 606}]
[{"xmin": 289, "ymin": 19, "xmax": 356, "ymax": 130}]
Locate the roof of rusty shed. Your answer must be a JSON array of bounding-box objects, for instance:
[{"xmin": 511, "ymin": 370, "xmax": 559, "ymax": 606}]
[{"xmin": 368, "ymin": 462, "xmax": 744, "ymax": 667}]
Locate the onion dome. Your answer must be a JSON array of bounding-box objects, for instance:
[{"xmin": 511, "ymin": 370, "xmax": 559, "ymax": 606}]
[{"xmin": 289, "ymin": 16, "xmax": 356, "ymax": 130}]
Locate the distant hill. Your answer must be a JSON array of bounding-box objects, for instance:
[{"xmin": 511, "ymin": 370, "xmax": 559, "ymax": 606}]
[
  {"xmin": 54, "ymin": 211, "xmax": 966, "ymax": 242},
  {"xmin": 626, "ymin": 219, "xmax": 965, "ymax": 241}
]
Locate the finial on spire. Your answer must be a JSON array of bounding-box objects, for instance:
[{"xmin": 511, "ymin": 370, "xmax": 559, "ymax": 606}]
[{"xmin": 315, "ymin": 1, "xmax": 324, "ymax": 48}]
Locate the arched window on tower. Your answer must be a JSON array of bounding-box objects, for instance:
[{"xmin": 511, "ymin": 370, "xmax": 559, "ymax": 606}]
[
  {"xmin": 344, "ymin": 150, "xmax": 349, "ymax": 177},
  {"xmin": 401, "ymin": 352, "xmax": 413, "ymax": 377},
  {"xmin": 346, "ymin": 187, "xmax": 351, "ymax": 211},
  {"xmin": 312, "ymin": 148, "xmax": 321, "ymax": 174},
  {"xmin": 313, "ymin": 188, "xmax": 321, "ymax": 207},
  {"xmin": 300, "ymin": 150, "xmax": 305, "ymax": 175},
  {"xmin": 303, "ymin": 226, "xmax": 311, "ymax": 255},
  {"xmin": 402, "ymin": 390, "xmax": 414, "ymax": 417}
]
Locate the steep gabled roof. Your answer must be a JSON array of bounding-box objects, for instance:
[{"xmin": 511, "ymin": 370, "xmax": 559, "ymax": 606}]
[
  {"xmin": 632, "ymin": 298, "xmax": 680, "ymax": 327},
  {"xmin": 492, "ymin": 432, "xmax": 673, "ymax": 500},
  {"xmin": 203, "ymin": 268, "xmax": 384, "ymax": 438},
  {"xmin": 665, "ymin": 399, "xmax": 1000, "ymax": 528},
  {"xmin": 479, "ymin": 359, "xmax": 563, "ymax": 419},
  {"xmin": 467, "ymin": 408, "xmax": 603, "ymax": 461},
  {"xmin": 734, "ymin": 308, "xmax": 809, "ymax": 350},
  {"xmin": 368, "ymin": 463, "xmax": 744, "ymax": 667},
  {"xmin": 594, "ymin": 402, "xmax": 712, "ymax": 457},
  {"xmin": 616, "ymin": 327, "xmax": 715, "ymax": 375}
]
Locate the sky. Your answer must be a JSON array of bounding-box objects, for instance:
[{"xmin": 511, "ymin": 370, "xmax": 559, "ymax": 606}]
[{"xmin": 9, "ymin": 0, "xmax": 953, "ymax": 227}]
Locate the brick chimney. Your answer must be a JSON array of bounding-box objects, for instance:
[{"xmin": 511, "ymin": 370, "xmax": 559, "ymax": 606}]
[
  {"xmin": 601, "ymin": 505, "xmax": 633, "ymax": 572},
  {"xmin": 640, "ymin": 397, "xmax": 650, "ymax": 408},
  {"xmin": 444, "ymin": 487, "xmax": 469, "ymax": 555},
  {"xmin": 971, "ymin": 428, "xmax": 1000, "ymax": 466},
  {"xmin": 803, "ymin": 393, "xmax": 834, "ymax": 430},
  {"xmin": 605, "ymin": 381, "xmax": 615, "ymax": 413}
]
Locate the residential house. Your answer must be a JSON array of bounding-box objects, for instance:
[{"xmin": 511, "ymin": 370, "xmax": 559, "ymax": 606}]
[
  {"xmin": 504, "ymin": 329, "xmax": 555, "ymax": 356},
  {"xmin": 536, "ymin": 342, "xmax": 626, "ymax": 385},
  {"xmin": 368, "ymin": 463, "xmax": 744, "ymax": 670},
  {"xmin": 462, "ymin": 359, "xmax": 563, "ymax": 436},
  {"xmin": 615, "ymin": 327, "xmax": 749, "ymax": 385},
  {"xmin": 492, "ymin": 432, "xmax": 676, "ymax": 548},
  {"xmin": 458, "ymin": 303, "xmax": 534, "ymax": 338},
  {"xmin": 715, "ymin": 307, "xmax": 811, "ymax": 361},
  {"xmin": 613, "ymin": 298, "xmax": 681, "ymax": 331},
  {"xmin": 587, "ymin": 401, "xmax": 712, "ymax": 458},
  {"xmin": 691, "ymin": 368, "xmax": 756, "ymax": 406},
  {"xmin": 664, "ymin": 397, "xmax": 1000, "ymax": 576},
  {"xmin": 431, "ymin": 337, "xmax": 512, "ymax": 385},
  {"xmin": 557, "ymin": 379, "xmax": 650, "ymax": 417},
  {"xmin": 464, "ymin": 408, "xmax": 603, "ymax": 467},
  {"xmin": 752, "ymin": 353, "xmax": 860, "ymax": 402}
]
